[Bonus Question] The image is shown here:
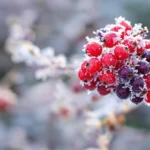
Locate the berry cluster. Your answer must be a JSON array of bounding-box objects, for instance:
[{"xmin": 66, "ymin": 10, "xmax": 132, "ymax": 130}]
[{"xmin": 78, "ymin": 17, "xmax": 150, "ymax": 105}]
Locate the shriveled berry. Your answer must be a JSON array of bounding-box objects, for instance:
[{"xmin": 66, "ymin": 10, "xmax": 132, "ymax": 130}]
[
  {"xmin": 78, "ymin": 69, "xmax": 93, "ymax": 82},
  {"xmin": 81, "ymin": 58, "xmax": 102, "ymax": 75},
  {"xmin": 101, "ymin": 53, "xmax": 116, "ymax": 67},
  {"xmin": 130, "ymin": 77, "xmax": 144, "ymax": 93},
  {"xmin": 85, "ymin": 42, "xmax": 102, "ymax": 57},
  {"xmin": 116, "ymin": 84, "xmax": 130, "ymax": 99},
  {"xmin": 118, "ymin": 66, "xmax": 133, "ymax": 80},
  {"xmin": 114, "ymin": 45, "xmax": 129, "ymax": 60},
  {"xmin": 100, "ymin": 71, "xmax": 116, "ymax": 85},
  {"xmin": 97, "ymin": 85, "xmax": 110, "ymax": 95},
  {"xmin": 103, "ymin": 33, "xmax": 119, "ymax": 48}
]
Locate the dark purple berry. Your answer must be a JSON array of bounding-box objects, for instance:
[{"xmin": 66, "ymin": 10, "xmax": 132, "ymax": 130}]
[
  {"xmin": 136, "ymin": 61, "xmax": 149, "ymax": 74},
  {"xmin": 142, "ymin": 50, "xmax": 150, "ymax": 62},
  {"xmin": 131, "ymin": 96, "xmax": 143, "ymax": 104},
  {"xmin": 118, "ymin": 66, "xmax": 133, "ymax": 80},
  {"xmin": 116, "ymin": 84, "xmax": 130, "ymax": 99},
  {"xmin": 130, "ymin": 77, "xmax": 144, "ymax": 93}
]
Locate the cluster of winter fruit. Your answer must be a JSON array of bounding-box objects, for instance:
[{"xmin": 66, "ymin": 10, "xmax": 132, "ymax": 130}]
[{"xmin": 78, "ymin": 17, "xmax": 150, "ymax": 105}]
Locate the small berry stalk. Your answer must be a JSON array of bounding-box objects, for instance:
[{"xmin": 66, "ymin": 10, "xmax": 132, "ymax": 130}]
[{"xmin": 78, "ymin": 16, "xmax": 150, "ymax": 105}]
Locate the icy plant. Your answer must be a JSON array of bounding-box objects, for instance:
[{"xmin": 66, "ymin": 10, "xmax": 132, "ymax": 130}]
[
  {"xmin": 3, "ymin": 15, "xmax": 141, "ymax": 150},
  {"xmin": 78, "ymin": 16, "xmax": 150, "ymax": 106}
]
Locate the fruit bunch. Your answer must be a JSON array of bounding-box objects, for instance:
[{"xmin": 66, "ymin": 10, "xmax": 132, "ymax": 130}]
[{"xmin": 78, "ymin": 17, "xmax": 150, "ymax": 105}]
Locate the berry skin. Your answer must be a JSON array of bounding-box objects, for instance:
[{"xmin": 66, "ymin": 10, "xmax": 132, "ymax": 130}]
[
  {"xmin": 116, "ymin": 84, "xmax": 130, "ymax": 99},
  {"xmin": 118, "ymin": 66, "xmax": 133, "ymax": 80},
  {"xmin": 144, "ymin": 74, "xmax": 150, "ymax": 89},
  {"xmin": 78, "ymin": 69, "xmax": 93, "ymax": 82},
  {"xmin": 122, "ymin": 38, "xmax": 137, "ymax": 53},
  {"xmin": 84, "ymin": 79, "xmax": 98, "ymax": 91},
  {"xmin": 130, "ymin": 77, "xmax": 144, "ymax": 93},
  {"xmin": 81, "ymin": 58, "xmax": 102, "ymax": 75},
  {"xmin": 146, "ymin": 90, "xmax": 150, "ymax": 104},
  {"xmin": 120, "ymin": 20, "xmax": 132, "ymax": 31},
  {"xmin": 111, "ymin": 25, "xmax": 125, "ymax": 38},
  {"xmin": 103, "ymin": 33, "xmax": 119, "ymax": 48},
  {"xmin": 142, "ymin": 50, "xmax": 150, "ymax": 62},
  {"xmin": 145, "ymin": 41, "xmax": 150, "ymax": 49},
  {"xmin": 136, "ymin": 61, "xmax": 149, "ymax": 75},
  {"xmin": 114, "ymin": 45, "xmax": 129, "ymax": 60},
  {"xmin": 85, "ymin": 42, "xmax": 102, "ymax": 57},
  {"xmin": 101, "ymin": 53, "xmax": 116, "ymax": 67},
  {"xmin": 97, "ymin": 85, "xmax": 110, "ymax": 95},
  {"xmin": 131, "ymin": 96, "xmax": 143, "ymax": 104},
  {"xmin": 115, "ymin": 61, "xmax": 124, "ymax": 70},
  {"xmin": 100, "ymin": 70, "xmax": 116, "ymax": 85}
]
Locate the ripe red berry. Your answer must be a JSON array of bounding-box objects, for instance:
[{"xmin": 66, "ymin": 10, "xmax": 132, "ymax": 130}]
[
  {"xmin": 97, "ymin": 85, "xmax": 111, "ymax": 95},
  {"xmin": 114, "ymin": 45, "xmax": 129, "ymax": 60},
  {"xmin": 136, "ymin": 47, "xmax": 144, "ymax": 55},
  {"xmin": 144, "ymin": 74, "xmax": 150, "ymax": 89},
  {"xmin": 99, "ymin": 70, "xmax": 116, "ymax": 85},
  {"xmin": 145, "ymin": 90, "xmax": 150, "ymax": 104},
  {"xmin": 120, "ymin": 20, "xmax": 132, "ymax": 31},
  {"xmin": 81, "ymin": 58, "xmax": 102, "ymax": 75},
  {"xmin": 84, "ymin": 79, "xmax": 98, "ymax": 90},
  {"xmin": 111, "ymin": 25, "xmax": 125, "ymax": 39},
  {"xmin": 85, "ymin": 42, "xmax": 102, "ymax": 57},
  {"xmin": 101, "ymin": 53, "xmax": 116, "ymax": 67},
  {"xmin": 115, "ymin": 61, "xmax": 124, "ymax": 70},
  {"xmin": 103, "ymin": 33, "xmax": 119, "ymax": 48},
  {"xmin": 122, "ymin": 38, "xmax": 137, "ymax": 53},
  {"xmin": 78, "ymin": 69, "xmax": 93, "ymax": 82},
  {"xmin": 145, "ymin": 41, "xmax": 150, "ymax": 49}
]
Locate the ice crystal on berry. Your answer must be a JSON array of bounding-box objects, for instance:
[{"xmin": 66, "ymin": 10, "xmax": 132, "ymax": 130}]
[{"xmin": 78, "ymin": 16, "xmax": 150, "ymax": 106}]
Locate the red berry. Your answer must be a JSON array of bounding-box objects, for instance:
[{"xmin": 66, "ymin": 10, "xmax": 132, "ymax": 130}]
[
  {"xmin": 144, "ymin": 74, "xmax": 150, "ymax": 89},
  {"xmin": 122, "ymin": 38, "xmax": 137, "ymax": 53},
  {"xmin": 136, "ymin": 47, "xmax": 144, "ymax": 55},
  {"xmin": 120, "ymin": 20, "xmax": 132, "ymax": 31},
  {"xmin": 114, "ymin": 45, "xmax": 129, "ymax": 60},
  {"xmin": 111, "ymin": 25, "xmax": 125, "ymax": 39},
  {"xmin": 104, "ymin": 33, "xmax": 119, "ymax": 48},
  {"xmin": 115, "ymin": 61, "xmax": 124, "ymax": 70},
  {"xmin": 84, "ymin": 79, "xmax": 98, "ymax": 91},
  {"xmin": 81, "ymin": 58, "xmax": 102, "ymax": 75},
  {"xmin": 97, "ymin": 85, "xmax": 111, "ymax": 95},
  {"xmin": 99, "ymin": 70, "xmax": 116, "ymax": 85},
  {"xmin": 85, "ymin": 42, "xmax": 102, "ymax": 57},
  {"xmin": 145, "ymin": 41, "xmax": 150, "ymax": 49},
  {"xmin": 78, "ymin": 69, "xmax": 93, "ymax": 82},
  {"xmin": 101, "ymin": 53, "xmax": 116, "ymax": 67},
  {"xmin": 145, "ymin": 90, "xmax": 150, "ymax": 104}
]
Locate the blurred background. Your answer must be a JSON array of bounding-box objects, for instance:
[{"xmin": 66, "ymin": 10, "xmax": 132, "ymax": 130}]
[{"xmin": 0, "ymin": 0, "xmax": 150, "ymax": 150}]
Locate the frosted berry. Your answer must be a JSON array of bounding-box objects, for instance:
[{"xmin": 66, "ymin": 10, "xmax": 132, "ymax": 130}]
[
  {"xmin": 130, "ymin": 77, "xmax": 144, "ymax": 93},
  {"xmin": 103, "ymin": 33, "xmax": 119, "ymax": 48},
  {"xmin": 78, "ymin": 69, "xmax": 93, "ymax": 82},
  {"xmin": 131, "ymin": 96, "xmax": 143, "ymax": 104},
  {"xmin": 101, "ymin": 53, "xmax": 116, "ymax": 67},
  {"xmin": 81, "ymin": 58, "xmax": 102, "ymax": 75},
  {"xmin": 146, "ymin": 90, "xmax": 150, "ymax": 104},
  {"xmin": 119, "ymin": 20, "xmax": 132, "ymax": 31},
  {"xmin": 116, "ymin": 84, "xmax": 130, "ymax": 99},
  {"xmin": 136, "ymin": 61, "xmax": 149, "ymax": 75},
  {"xmin": 122, "ymin": 38, "xmax": 137, "ymax": 53},
  {"xmin": 100, "ymin": 70, "xmax": 116, "ymax": 85},
  {"xmin": 142, "ymin": 51, "xmax": 150, "ymax": 62},
  {"xmin": 97, "ymin": 85, "xmax": 110, "ymax": 95},
  {"xmin": 84, "ymin": 79, "xmax": 98, "ymax": 91},
  {"xmin": 114, "ymin": 45, "xmax": 129, "ymax": 60},
  {"xmin": 144, "ymin": 74, "xmax": 150, "ymax": 89},
  {"xmin": 85, "ymin": 42, "xmax": 102, "ymax": 57},
  {"xmin": 118, "ymin": 66, "xmax": 133, "ymax": 80}
]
